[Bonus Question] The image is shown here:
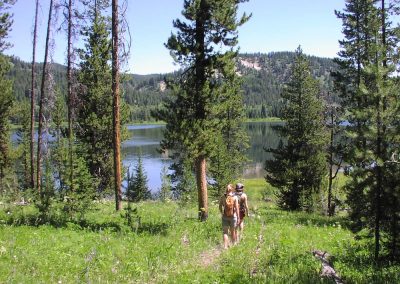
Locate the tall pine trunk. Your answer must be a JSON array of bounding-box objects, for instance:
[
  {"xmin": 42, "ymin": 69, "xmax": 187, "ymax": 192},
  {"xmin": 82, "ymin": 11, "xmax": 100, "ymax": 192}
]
[
  {"xmin": 30, "ymin": 0, "xmax": 39, "ymax": 189},
  {"xmin": 196, "ymin": 156, "xmax": 208, "ymax": 221},
  {"xmin": 112, "ymin": 0, "xmax": 122, "ymax": 211},
  {"xmin": 36, "ymin": 0, "xmax": 53, "ymax": 192},
  {"xmin": 67, "ymin": 0, "xmax": 74, "ymax": 191},
  {"xmin": 194, "ymin": 0, "xmax": 208, "ymax": 221}
]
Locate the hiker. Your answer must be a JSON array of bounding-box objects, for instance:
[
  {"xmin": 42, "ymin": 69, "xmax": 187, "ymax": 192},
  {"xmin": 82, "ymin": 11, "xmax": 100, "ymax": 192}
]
[
  {"xmin": 219, "ymin": 184, "xmax": 240, "ymax": 249},
  {"xmin": 235, "ymin": 183, "xmax": 249, "ymax": 242}
]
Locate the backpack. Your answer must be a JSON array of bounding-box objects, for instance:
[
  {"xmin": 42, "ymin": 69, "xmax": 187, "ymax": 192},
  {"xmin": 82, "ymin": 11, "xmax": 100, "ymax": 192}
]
[
  {"xmin": 224, "ymin": 195, "xmax": 235, "ymax": 217},
  {"xmin": 236, "ymin": 192, "xmax": 245, "ymax": 211}
]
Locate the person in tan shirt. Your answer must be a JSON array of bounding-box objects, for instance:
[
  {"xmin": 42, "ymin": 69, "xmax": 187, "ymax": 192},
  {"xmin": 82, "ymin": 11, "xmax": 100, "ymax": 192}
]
[{"xmin": 235, "ymin": 183, "xmax": 249, "ymax": 242}]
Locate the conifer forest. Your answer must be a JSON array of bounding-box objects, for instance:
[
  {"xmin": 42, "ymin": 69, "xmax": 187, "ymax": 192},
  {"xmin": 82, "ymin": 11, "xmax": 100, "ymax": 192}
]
[{"xmin": 0, "ymin": 0, "xmax": 399, "ymax": 282}]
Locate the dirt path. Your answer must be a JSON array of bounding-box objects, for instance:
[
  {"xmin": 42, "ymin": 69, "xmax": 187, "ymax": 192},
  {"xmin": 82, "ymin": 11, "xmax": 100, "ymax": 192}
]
[{"xmin": 199, "ymin": 246, "xmax": 223, "ymax": 267}]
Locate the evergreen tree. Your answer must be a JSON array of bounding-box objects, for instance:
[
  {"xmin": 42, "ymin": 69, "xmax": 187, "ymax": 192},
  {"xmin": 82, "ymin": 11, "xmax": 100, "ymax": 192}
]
[
  {"xmin": 335, "ymin": 0, "xmax": 400, "ymax": 261},
  {"xmin": 0, "ymin": 0, "xmax": 15, "ymax": 52},
  {"xmin": 0, "ymin": 54, "xmax": 12, "ymax": 192},
  {"xmin": 127, "ymin": 154, "xmax": 151, "ymax": 202},
  {"xmin": 62, "ymin": 152, "xmax": 98, "ymax": 221},
  {"xmin": 0, "ymin": 0, "xmax": 14, "ymax": 193},
  {"xmin": 265, "ymin": 47, "xmax": 327, "ymax": 211},
  {"xmin": 76, "ymin": 1, "xmax": 114, "ymax": 195},
  {"xmin": 159, "ymin": 0, "xmax": 250, "ymax": 221},
  {"xmin": 15, "ymin": 100, "xmax": 31, "ymax": 191},
  {"xmin": 168, "ymin": 153, "xmax": 197, "ymax": 202}
]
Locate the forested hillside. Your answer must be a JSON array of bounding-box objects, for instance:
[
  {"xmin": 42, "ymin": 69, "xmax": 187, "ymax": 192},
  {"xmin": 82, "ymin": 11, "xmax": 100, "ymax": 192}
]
[{"xmin": 8, "ymin": 52, "xmax": 337, "ymax": 121}]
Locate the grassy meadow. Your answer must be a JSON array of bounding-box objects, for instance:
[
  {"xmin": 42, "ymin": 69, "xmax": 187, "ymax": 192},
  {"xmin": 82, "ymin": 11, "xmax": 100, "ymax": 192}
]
[{"xmin": 0, "ymin": 178, "xmax": 399, "ymax": 283}]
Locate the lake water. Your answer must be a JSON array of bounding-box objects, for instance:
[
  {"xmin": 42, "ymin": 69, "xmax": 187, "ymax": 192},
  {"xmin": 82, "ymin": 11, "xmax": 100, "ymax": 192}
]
[{"xmin": 122, "ymin": 122, "xmax": 281, "ymax": 192}]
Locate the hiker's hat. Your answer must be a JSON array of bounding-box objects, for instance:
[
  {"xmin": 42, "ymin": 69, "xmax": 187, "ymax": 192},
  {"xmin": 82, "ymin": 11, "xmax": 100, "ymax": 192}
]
[{"xmin": 236, "ymin": 183, "xmax": 244, "ymax": 191}]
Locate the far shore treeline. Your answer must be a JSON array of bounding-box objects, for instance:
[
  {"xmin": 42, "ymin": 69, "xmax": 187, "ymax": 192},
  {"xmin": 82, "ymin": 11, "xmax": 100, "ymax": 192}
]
[{"xmin": 6, "ymin": 52, "xmax": 336, "ymax": 122}]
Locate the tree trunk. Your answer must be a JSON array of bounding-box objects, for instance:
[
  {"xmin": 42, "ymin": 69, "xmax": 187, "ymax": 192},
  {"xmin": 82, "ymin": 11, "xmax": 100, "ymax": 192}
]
[
  {"xmin": 381, "ymin": 0, "xmax": 387, "ymax": 69},
  {"xmin": 30, "ymin": 0, "xmax": 39, "ymax": 189},
  {"xmin": 112, "ymin": 0, "xmax": 122, "ymax": 211},
  {"xmin": 196, "ymin": 156, "xmax": 208, "ymax": 221},
  {"xmin": 36, "ymin": 0, "xmax": 53, "ymax": 192},
  {"xmin": 0, "ymin": 166, "xmax": 3, "ymax": 193},
  {"xmin": 373, "ymin": 0, "xmax": 386, "ymax": 262},
  {"xmin": 67, "ymin": 0, "xmax": 74, "ymax": 191},
  {"xmin": 328, "ymin": 110, "xmax": 334, "ymax": 216},
  {"xmin": 194, "ymin": 0, "xmax": 208, "ymax": 221}
]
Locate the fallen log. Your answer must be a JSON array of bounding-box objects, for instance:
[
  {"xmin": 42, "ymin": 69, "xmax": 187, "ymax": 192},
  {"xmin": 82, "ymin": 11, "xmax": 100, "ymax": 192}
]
[{"xmin": 312, "ymin": 250, "xmax": 344, "ymax": 284}]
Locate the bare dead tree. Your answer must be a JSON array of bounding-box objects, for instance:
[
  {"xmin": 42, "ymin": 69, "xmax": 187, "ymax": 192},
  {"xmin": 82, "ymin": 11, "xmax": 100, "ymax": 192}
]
[
  {"xmin": 112, "ymin": 0, "xmax": 122, "ymax": 211},
  {"xmin": 37, "ymin": 0, "xmax": 54, "ymax": 192},
  {"xmin": 66, "ymin": 0, "xmax": 74, "ymax": 191},
  {"xmin": 30, "ymin": 0, "xmax": 39, "ymax": 189}
]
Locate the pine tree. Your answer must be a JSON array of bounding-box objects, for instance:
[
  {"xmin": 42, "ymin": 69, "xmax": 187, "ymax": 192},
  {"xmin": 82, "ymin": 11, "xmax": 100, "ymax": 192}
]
[
  {"xmin": 0, "ymin": 55, "xmax": 12, "ymax": 192},
  {"xmin": 168, "ymin": 154, "xmax": 197, "ymax": 202},
  {"xmin": 159, "ymin": 0, "xmax": 250, "ymax": 221},
  {"xmin": 265, "ymin": 47, "xmax": 327, "ymax": 211},
  {"xmin": 335, "ymin": 0, "xmax": 400, "ymax": 261},
  {"xmin": 76, "ymin": 1, "xmax": 114, "ymax": 195},
  {"xmin": 127, "ymin": 154, "xmax": 151, "ymax": 202},
  {"xmin": 0, "ymin": 0, "xmax": 15, "ymax": 192},
  {"xmin": 0, "ymin": 0, "xmax": 15, "ymax": 52},
  {"xmin": 15, "ymin": 100, "xmax": 31, "ymax": 191}
]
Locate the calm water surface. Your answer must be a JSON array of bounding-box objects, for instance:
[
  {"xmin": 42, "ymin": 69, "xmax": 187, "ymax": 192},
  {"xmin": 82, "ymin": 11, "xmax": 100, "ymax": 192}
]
[{"xmin": 122, "ymin": 122, "xmax": 281, "ymax": 192}]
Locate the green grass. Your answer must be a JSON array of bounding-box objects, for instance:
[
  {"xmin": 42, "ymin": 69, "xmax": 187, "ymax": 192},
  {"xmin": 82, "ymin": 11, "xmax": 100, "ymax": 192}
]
[{"xmin": 0, "ymin": 178, "xmax": 399, "ymax": 283}]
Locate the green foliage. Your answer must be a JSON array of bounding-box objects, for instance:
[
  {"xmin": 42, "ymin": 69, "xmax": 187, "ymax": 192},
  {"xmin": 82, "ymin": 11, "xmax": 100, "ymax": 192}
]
[
  {"xmin": 335, "ymin": 0, "xmax": 400, "ymax": 260},
  {"xmin": 0, "ymin": 178, "xmax": 399, "ymax": 283},
  {"xmin": 159, "ymin": 0, "xmax": 250, "ymax": 217},
  {"xmin": 13, "ymin": 99, "xmax": 31, "ymax": 191},
  {"xmin": 169, "ymin": 156, "xmax": 197, "ymax": 203},
  {"xmin": 76, "ymin": 5, "xmax": 114, "ymax": 195},
  {"xmin": 62, "ymin": 150, "xmax": 98, "ymax": 222},
  {"xmin": 0, "ymin": 0, "xmax": 16, "ymax": 52},
  {"xmin": 34, "ymin": 157, "xmax": 57, "ymax": 224},
  {"xmin": 158, "ymin": 165, "xmax": 172, "ymax": 202},
  {"xmin": 0, "ymin": 55, "xmax": 13, "ymax": 193},
  {"xmin": 265, "ymin": 47, "xmax": 327, "ymax": 211},
  {"xmin": 7, "ymin": 53, "xmax": 338, "ymax": 122},
  {"xmin": 126, "ymin": 154, "xmax": 151, "ymax": 202},
  {"xmin": 122, "ymin": 202, "xmax": 140, "ymax": 232}
]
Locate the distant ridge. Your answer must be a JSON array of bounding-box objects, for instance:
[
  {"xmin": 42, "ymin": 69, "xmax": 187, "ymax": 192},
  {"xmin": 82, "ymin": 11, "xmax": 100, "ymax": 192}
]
[{"xmin": 7, "ymin": 52, "xmax": 337, "ymax": 120}]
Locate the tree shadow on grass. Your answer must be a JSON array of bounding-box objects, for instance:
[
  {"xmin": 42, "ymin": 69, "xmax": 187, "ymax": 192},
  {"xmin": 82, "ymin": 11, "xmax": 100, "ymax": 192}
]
[
  {"xmin": 5, "ymin": 213, "xmax": 171, "ymax": 236},
  {"xmin": 333, "ymin": 241, "xmax": 400, "ymax": 283},
  {"xmin": 293, "ymin": 214, "xmax": 350, "ymax": 229},
  {"xmin": 136, "ymin": 221, "xmax": 170, "ymax": 236},
  {"xmin": 76, "ymin": 219, "xmax": 123, "ymax": 232}
]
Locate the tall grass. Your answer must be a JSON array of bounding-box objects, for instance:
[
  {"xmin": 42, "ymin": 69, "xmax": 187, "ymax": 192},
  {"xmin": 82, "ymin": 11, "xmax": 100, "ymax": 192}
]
[{"xmin": 0, "ymin": 178, "xmax": 398, "ymax": 283}]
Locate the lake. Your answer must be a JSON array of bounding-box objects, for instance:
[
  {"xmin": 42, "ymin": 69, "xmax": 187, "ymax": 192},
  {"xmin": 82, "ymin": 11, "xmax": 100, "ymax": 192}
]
[{"xmin": 122, "ymin": 122, "xmax": 281, "ymax": 192}]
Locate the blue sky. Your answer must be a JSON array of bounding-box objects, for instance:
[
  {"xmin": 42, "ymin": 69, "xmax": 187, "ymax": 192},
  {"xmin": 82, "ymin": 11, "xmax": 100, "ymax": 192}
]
[{"xmin": 6, "ymin": 0, "xmax": 345, "ymax": 74}]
